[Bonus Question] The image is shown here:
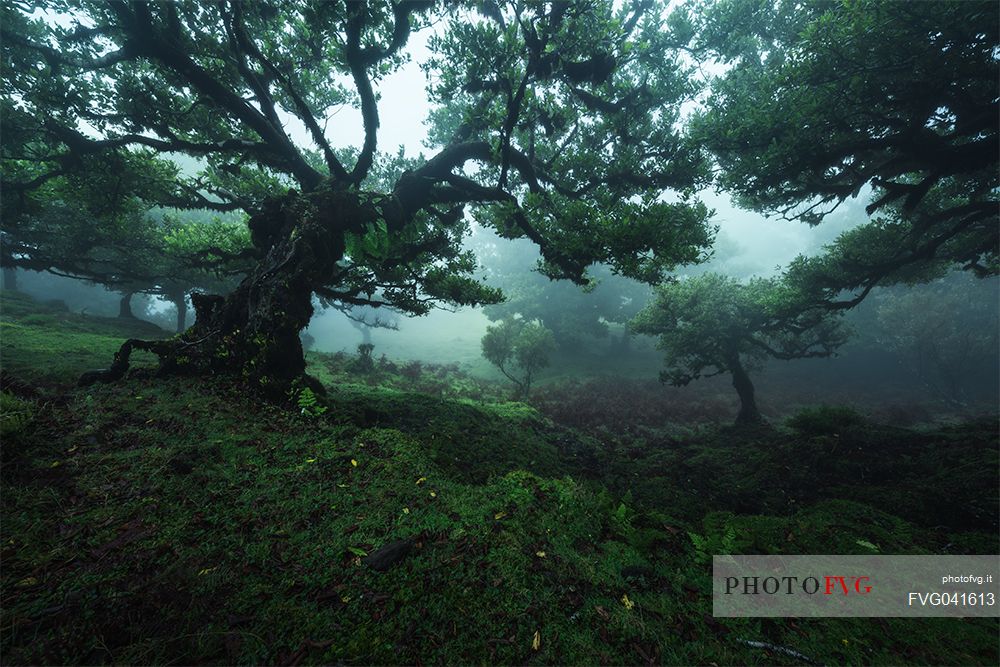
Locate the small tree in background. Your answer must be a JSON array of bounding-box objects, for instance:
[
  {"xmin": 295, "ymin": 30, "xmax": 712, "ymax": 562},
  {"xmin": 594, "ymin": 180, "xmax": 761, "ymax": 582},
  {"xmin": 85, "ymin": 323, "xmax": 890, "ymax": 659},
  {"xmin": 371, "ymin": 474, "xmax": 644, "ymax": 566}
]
[
  {"xmin": 631, "ymin": 273, "xmax": 849, "ymax": 424},
  {"xmin": 481, "ymin": 318, "xmax": 555, "ymax": 400}
]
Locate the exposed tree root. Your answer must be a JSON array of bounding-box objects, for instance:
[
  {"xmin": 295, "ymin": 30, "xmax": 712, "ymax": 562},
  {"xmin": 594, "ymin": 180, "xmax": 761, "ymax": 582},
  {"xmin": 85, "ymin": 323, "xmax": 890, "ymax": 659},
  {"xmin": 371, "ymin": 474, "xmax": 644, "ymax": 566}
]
[
  {"xmin": 78, "ymin": 337, "xmax": 200, "ymax": 387},
  {"xmin": 736, "ymin": 638, "xmax": 822, "ymax": 665}
]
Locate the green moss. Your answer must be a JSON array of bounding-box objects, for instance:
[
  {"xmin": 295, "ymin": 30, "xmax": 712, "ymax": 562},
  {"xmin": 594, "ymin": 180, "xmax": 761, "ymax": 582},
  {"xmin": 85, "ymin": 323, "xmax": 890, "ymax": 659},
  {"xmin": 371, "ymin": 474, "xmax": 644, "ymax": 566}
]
[
  {"xmin": 0, "ymin": 291, "xmax": 997, "ymax": 666},
  {"xmin": 786, "ymin": 404, "xmax": 867, "ymax": 436},
  {"xmin": 1, "ymin": 291, "xmax": 165, "ymax": 386},
  {"xmin": 0, "ymin": 391, "xmax": 34, "ymax": 440}
]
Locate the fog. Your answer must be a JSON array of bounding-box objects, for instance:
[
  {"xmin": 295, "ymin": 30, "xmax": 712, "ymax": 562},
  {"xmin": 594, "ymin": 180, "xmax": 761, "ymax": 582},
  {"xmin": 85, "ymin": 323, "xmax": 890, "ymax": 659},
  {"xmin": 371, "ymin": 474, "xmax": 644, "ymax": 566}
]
[
  {"xmin": 294, "ymin": 22, "xmax": 868, "ymax": 377},
  {"xmin": 6, "ymin": 1, "xmax": 996, "ymax": 419}
]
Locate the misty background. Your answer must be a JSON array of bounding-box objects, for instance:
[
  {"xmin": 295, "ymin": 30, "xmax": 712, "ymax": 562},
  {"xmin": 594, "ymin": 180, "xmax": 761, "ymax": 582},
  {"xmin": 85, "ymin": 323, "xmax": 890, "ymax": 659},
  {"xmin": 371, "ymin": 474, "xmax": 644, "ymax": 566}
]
[{"xmin": 9, "ymin": 16, "xmax": 997, "ymax": 416}]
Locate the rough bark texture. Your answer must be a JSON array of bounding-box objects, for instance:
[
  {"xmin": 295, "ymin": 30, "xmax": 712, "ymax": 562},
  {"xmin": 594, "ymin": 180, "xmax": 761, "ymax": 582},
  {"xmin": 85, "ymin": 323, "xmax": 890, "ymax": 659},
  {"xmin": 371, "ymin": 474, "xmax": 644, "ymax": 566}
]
[
  {"xmin": 80, "ymin": 186, "xmax": 380, "ymax": 397},
  {"xmin": 729, "ymin": 356, "xmax": 763, "ymax": 424}
]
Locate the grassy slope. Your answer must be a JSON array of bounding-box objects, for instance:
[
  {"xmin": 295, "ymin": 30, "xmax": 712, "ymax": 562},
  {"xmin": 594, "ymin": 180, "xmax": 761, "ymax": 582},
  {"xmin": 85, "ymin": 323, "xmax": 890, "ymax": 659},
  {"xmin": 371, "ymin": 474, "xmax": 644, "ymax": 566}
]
[
  {"xmin": 1, "ymin": 291, "xmax": 167, "ymax": 387},
  {"xmin": 1, "ymin": 290, "xmax": 997, "ymax": 665}
]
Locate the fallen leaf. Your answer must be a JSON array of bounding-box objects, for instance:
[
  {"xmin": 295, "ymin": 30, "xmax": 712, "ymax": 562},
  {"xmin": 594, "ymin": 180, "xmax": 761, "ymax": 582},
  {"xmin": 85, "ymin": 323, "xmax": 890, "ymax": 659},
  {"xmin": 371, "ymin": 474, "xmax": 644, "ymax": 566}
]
[
  {"xmin": 50, "ymin": 461, "xmax": 61, "ymax": 468},
  {"xmin": 198, "ymin": 566, "xmax": 218, "ymax": 576},
  {"xmin": 532, "ymin": 629, "xmax": 541, "ymax": 651},
  {"xmin": 536, "ymin": 551, "xmax": 546, "ymax": 558},
  {"xmin": 415, "ymin": 477, "xmax": 427, "ymax": 485},
  {"xmin": 429, "ymin": 491, "xmax": 437, "ymax": 498},
  {"xmin": 622, "ymin": 593, "xmax": 635, "ymax": 610},
  {"xmin": 305, "ymin": 458, "xmax": 316, "ymax": 463},
  {"xmin": 402, "ymin": 507, "xmax": 410, "ymax": 514},
  {"xmin": 350, "ymin": 459, "xmax": 358, "ymax": 467},
  {"xmin": 494, "ymin": 511, "xmax": 507, "ymax": 520},
  {"xmin": 15, "ymin": 577, "xmax": 37, "ymax": 588}
]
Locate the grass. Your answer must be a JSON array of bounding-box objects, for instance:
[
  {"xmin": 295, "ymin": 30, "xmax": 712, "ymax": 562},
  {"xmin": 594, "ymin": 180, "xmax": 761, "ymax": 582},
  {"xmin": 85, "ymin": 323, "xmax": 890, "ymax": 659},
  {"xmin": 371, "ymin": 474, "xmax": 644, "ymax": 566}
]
[
  {"xmin": 1, "ymin": 291, "xmax": 166, "ymax": 387},
  {"xmin": 1, "ymin": 290, "xmax": 997, "ymax": 665}
]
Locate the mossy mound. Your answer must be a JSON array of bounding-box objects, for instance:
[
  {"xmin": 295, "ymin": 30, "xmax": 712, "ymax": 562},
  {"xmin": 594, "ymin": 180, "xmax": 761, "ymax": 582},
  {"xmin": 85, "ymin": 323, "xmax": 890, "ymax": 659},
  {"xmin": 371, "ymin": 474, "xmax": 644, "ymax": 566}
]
[{"xmin": 1, "ymin": 291, "xmax": 997, "ymax": 665}]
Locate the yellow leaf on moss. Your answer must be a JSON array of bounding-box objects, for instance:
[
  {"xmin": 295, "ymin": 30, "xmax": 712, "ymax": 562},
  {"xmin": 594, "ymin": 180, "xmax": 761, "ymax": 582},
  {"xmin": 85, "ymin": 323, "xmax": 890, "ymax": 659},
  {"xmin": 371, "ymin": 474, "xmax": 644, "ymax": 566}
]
[
  {"xmin": 621, "ymin": 593, "xmax": 634, "ymax": 610},
  {"xmin": 416, "ymin": 477, "xmax": 427, "ymax": 485},
  {"xmin": 532, "ymin": 629, "xmax": 541, "ymax": 651},
  {"xmin": 494, "ymin": 511, "xmax": 507, "ymax": 520},
  {"xmin": 536, "ymin": 551, "xmax": 546, "ymax": 558},
  {"xmin": 350, "ymin": 459, "xmax": 358, "ymax": 467}
]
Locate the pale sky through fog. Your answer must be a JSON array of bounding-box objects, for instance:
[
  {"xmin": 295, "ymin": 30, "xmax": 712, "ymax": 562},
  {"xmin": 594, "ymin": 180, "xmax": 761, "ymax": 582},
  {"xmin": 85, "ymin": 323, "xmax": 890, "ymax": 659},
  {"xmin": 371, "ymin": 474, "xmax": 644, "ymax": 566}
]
[{"xmin": 296, "ymin": 15, "xmax": 864, "ymax": 360}]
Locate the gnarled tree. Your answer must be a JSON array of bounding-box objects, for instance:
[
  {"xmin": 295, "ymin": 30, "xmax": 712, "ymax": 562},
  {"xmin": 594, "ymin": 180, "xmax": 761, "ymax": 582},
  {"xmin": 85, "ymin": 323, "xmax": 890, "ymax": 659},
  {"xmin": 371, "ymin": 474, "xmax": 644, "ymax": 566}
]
[
  {"xmin": 631, "ymin": 272, "xmax": 849, "ymax": 423},
  {"xmin": 3, "ymin": 0, "xmax": 713, "ymax": 395},
  {"xmin": 690, "ymin": 0, "xmax": 998, "ymax": 306}
]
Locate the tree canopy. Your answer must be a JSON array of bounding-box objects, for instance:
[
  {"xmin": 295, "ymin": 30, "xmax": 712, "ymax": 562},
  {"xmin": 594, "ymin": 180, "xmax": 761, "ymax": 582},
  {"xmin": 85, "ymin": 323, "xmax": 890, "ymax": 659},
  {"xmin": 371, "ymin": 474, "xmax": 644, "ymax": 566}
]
[
  {"xmin": 0, "ymin": 145, "xmax": 251, "ymax": 330},
  {"xmin": 474, "ymin": 236, "xmax": 652, "ymax": 351},
  {"xmin": 2, "ymin": 0, "xmax": 714, "ymax": 391},
  {"xmin": 689, "ymin": 0, "xmax": 998, "ymax": 304}
]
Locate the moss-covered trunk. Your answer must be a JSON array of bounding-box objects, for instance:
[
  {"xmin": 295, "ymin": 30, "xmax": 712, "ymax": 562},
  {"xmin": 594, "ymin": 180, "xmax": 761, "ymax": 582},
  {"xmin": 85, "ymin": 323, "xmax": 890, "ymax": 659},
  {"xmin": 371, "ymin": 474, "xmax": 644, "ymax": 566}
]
[{"xmin": 81, "ymin": 186, "xmax": 383, "ymax": 397}]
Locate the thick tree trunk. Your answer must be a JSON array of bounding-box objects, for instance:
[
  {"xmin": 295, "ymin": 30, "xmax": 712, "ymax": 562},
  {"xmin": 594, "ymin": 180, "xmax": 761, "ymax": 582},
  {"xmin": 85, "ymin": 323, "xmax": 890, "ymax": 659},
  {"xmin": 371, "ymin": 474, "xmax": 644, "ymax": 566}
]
[
  {"xmin": 118, "ymin": 292, "xmax": 136, "ymax": 319},
  {"xmin": 2, "ymin": 267, "xmax": 17, "ymax": 291},
  {"xmin": 729, "ymin": 356, "xmax": 763, "ymax": 424},
  {"xmin": 170, "ymin": 293, "xmax": 187, "ymax": 333},
  {"xmin": 81, "ymin": 187, "xmax": 382, "ymax": 398}
]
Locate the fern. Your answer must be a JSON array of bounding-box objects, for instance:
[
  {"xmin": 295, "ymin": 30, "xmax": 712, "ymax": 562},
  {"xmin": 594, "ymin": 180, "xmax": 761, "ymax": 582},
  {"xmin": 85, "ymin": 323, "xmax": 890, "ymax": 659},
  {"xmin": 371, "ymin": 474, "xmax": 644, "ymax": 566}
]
[
  {"xmin": 689, "ymin": 522, "xmax": 740, "ymax": 564},
  {"xmin": 296, "ymin": 386, "xmax": 327, "ymax": 417}
]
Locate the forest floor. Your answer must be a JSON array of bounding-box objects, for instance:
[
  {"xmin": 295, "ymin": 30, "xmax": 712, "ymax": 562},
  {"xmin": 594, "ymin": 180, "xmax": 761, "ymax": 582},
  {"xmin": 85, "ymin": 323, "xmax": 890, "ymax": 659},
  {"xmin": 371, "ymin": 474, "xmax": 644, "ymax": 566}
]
[{"xmin": 1, "ymin": 290, "xmax": 997, "ymax": 665}]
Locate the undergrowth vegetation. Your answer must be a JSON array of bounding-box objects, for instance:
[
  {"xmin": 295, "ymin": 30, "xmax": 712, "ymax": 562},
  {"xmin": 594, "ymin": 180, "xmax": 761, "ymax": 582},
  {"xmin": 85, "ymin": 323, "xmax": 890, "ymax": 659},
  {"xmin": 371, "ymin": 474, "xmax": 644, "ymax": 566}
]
[{"xmin": 1, "ymin": 292, "xmax": 997, "ymax": 665}]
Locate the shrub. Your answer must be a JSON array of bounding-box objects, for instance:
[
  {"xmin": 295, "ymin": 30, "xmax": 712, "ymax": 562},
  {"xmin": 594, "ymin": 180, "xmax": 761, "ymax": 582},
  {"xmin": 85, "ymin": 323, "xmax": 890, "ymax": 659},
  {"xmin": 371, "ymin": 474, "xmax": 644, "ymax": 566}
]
[
  {"xmin": 349, "ymin": 343, "xmax": 376, "ymax": 374},
  {"xmin": 400, "ymin": 361, "xmax": 423, "ymax": 382},
  {"xmin": 786, "ymin": 405, "xmax": 866, "ymax": 436}
]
